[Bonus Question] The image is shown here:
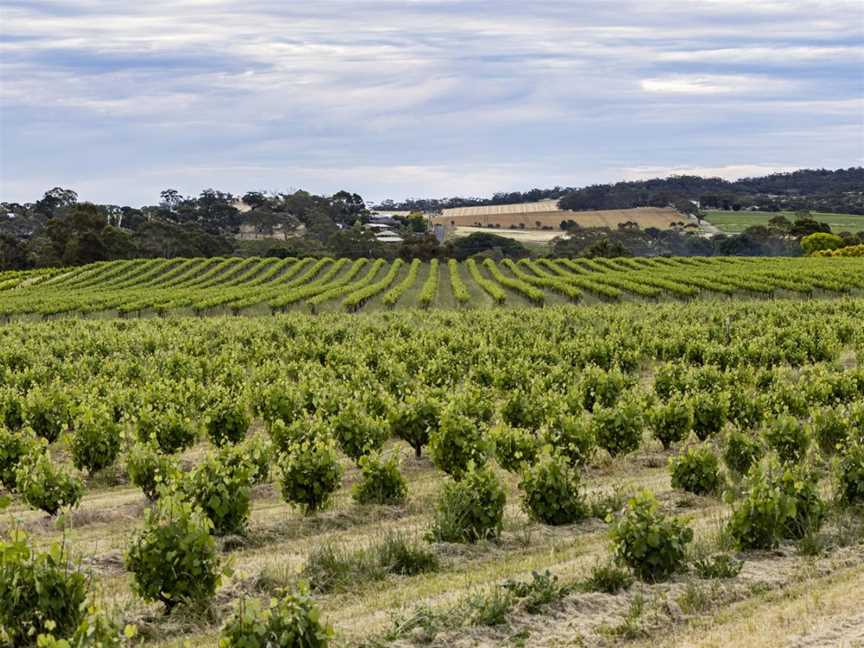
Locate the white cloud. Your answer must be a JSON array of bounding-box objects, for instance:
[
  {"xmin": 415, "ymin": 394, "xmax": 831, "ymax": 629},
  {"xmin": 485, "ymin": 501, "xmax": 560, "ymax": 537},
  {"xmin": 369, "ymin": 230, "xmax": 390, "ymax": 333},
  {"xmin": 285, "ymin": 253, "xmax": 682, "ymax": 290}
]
[
  {"xmin": 657, "ymin": 46, "xmax": 864, "ymax": 64},
  {"xmin": 640, "ymin": 75, "xmax": 795, "ymax": 95}
]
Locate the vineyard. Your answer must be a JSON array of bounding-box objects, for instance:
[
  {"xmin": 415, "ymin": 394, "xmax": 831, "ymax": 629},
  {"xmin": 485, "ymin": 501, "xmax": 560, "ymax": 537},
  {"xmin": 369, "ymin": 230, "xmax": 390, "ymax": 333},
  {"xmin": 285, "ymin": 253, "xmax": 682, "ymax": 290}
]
[
  {"xmin": 0, "ymin": 255, "xmax": 862, "ymax": 318},
  {"xmin": 0, "ymin": 294, "xmax": 863, "ymax": 646}
]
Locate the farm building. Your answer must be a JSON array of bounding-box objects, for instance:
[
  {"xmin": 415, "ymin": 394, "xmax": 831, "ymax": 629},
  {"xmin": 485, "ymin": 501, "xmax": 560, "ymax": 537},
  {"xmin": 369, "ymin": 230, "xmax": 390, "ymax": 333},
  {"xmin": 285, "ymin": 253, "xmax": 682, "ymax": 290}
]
[
  {"xmin": 363, "ymin": 221, "xmax": 404, "ymax": 243},
  {"xmin": 432, "ymin": 201, "xmax": 684, "ymax": 230},
  {"xmin": 368, "ymin": 215, "xmax": 400, "ymax": 226},
  {"xmin": 375, "ymin": 232, "xmax": 404, "ymax": 243}
]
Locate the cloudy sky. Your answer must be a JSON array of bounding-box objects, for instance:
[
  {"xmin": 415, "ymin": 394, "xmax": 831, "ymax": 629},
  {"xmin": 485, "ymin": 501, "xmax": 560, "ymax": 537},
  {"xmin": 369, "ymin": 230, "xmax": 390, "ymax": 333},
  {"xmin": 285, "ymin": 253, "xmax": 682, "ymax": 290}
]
[{"xmin": 1, "ymin": 0, "xmax": 862, "ymax": 206}]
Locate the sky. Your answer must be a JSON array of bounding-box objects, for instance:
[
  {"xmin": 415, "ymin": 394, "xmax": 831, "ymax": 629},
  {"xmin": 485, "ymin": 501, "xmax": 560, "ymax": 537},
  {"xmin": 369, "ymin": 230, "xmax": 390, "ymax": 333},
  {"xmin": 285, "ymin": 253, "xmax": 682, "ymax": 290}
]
[{"xmin": 0, "ymin": 0, "xmax": 862, "ymax": 206}]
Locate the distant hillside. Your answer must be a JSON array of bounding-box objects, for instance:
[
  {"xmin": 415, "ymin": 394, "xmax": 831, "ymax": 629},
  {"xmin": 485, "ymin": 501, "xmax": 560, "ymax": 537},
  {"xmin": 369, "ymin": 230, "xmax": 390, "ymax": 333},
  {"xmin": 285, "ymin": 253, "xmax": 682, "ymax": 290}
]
[
  {"xmin": 376, "ymin": 167, "xmax": 864, "ymax": 215},
  {"xmin": 558, "ymin": 168, "xmax": 864, "ymax": 214}
]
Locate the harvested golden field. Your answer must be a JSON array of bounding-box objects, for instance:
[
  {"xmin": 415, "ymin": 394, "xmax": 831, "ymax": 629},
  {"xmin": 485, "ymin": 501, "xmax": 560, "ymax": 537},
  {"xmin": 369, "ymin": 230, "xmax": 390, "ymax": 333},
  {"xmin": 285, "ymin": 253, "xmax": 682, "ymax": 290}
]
[{"xmin": 433, "ymin": 201, "xmax": 685, "ymax": 230}]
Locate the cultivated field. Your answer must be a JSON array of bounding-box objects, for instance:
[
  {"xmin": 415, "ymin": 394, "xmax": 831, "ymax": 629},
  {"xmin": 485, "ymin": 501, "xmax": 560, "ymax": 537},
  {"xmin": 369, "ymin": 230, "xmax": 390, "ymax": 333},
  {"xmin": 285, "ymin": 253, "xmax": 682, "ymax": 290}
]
[
  {"xmin": 703, "ymin": 210, "xmax": 864, "ymax": 234},
  {"xmin": 1, "ymin": 299, "xmax": 863, "ymax": 646},
  {"xmin": 0, "ymin": 255, "xmax": 862, "ymax": 319},
  {"xmin": 433, "ymin": 203, "xmax": 685, "ymax": 230}
]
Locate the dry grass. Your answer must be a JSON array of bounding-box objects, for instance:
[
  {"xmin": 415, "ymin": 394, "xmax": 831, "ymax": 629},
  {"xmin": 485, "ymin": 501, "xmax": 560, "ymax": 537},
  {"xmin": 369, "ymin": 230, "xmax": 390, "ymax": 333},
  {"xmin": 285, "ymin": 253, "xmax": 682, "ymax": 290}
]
[
  {"xmin": 4, "ymin": 433, "xmax": 863, "ymax": 647},
  {"xmin": 636, "ymin": 563, "xmax": 864, "ymax": 648}
]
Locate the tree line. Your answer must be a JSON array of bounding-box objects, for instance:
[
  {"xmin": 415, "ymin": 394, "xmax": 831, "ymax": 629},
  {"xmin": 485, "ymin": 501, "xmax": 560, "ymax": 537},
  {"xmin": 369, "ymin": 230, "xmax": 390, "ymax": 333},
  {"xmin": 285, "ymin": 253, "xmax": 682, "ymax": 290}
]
[
  {"xmin": 551, "ymin": 216, "xmax": 864, "ymax": 259},
  {"xmin": 0, "ymin": 187, "xmax": 381, "ymax": 270},
  {"xmin": 2, "ymin": 170, "xmax": 863, "ymax": 271}
]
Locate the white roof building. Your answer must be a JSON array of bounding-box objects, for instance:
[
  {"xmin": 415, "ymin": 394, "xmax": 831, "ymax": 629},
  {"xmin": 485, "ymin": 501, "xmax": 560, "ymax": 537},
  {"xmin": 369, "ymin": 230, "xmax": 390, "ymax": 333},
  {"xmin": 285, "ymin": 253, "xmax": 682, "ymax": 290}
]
[{"xmin": 375, "ymin": 233, "xmax": 403, "ymax": 243}]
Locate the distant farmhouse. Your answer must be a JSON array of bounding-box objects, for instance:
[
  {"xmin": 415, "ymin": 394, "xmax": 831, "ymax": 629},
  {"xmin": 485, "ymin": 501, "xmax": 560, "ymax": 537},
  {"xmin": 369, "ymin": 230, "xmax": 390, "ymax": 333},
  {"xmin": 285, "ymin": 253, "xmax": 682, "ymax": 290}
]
[
  {"xmin": 364, "ymin": 209, "xmax": 420, "ymax": 243},
  {"xmin": 363, "ymin": 220, "xmax": 403, "ymax": 243}
]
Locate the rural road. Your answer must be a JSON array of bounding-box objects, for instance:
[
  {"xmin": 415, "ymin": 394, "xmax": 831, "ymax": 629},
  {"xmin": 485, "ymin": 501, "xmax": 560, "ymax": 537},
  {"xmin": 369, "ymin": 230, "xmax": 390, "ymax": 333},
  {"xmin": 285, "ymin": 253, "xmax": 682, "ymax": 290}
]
[{"xmin": 690, "ymin": 214, "xmax": 722, "ymax": 237}]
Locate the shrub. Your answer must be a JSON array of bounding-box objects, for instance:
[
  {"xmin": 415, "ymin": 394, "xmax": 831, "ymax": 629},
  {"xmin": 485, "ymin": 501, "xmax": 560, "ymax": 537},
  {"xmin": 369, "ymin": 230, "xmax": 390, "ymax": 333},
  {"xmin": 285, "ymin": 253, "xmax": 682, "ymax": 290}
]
[
  {"xmin": 591, "ymin": 399, "xmax": 643, "ymax": 457},
  {"xmin": 583, "ymin": 562, "xmax": 633, "ymax": 593},
  {"xmin": 501, "ymin": 570, "xmax": 570, "ymax": 614},
  {"xmin": 575, "ymin": 365, "xmax": 631, "ymax": 410},
  {"xmin": 219, "ymin": 432, "xmax": 272, "ymax": 485},
  {"xmin": 448, "ymin": 384, "xmax": 495, "ymax": 426},
  {"xmin": 269, "ymin": 416, "xmax": 322, "ymax": 453},
  {"xmin": 849, "ymin": 401, "xmax": 864, "ymax": 445},
  {"xmin": 205, "ymin": 399, "xmax": 250, "ymax": 447},
  {"xmin": 254, "ymin": 382, "xmax": 306, "ymax": 430},
  {"xmin": 36, "ymin": 604, "xmax": 135, "ymax": 648},
  {"xmin": 653, "ymin": 363, "xmax": 691, "ymax": 400},
  {"xmin": 648, "ymin": 396, "xmax": 693, "ymax": 449},
  {"xmin": 353, "ymin": 452, "xmax": 407, "ymax": 505},
  {"xmin": 727, "ymin": 461, "xmax": 825, "ymax": 550},
  {"xmin": 331, "ymin": 402, "xmax": 389, "ymax": 462},
  {"xmin": 766, "ymin": 381, "xmax": 809, "ymax": 418},
  {"xmin": 541, "ymin": 413, "xmax": 596, "ymax": 466},
  {"xmin": 810, "ymin": 369, "xmax": 860, "ymax": 404},
  {"xmin": 692, "ymin": 553, "xmax": 744, "ymax": 579},
  {"xmin": 429, "ymin": 411, "xmax": 492, "ymax": 479},
  {"xmin": 125, "ymin": 442, "xmax": 180, "ymax": 501},
  {"xmin": 835, "ymin": 442, "xmax": 864, "ymax": 505},
  {"xmin": 136, "ymin": 407, "xmax": 197, "ymax": 454},
  {"xmin": 388, "ymin": 392, "xmax": 441, "ymax": 458},
  {"xmin": 279, "ymin": 439, "xmax": 343, "ymax": 514},
  {"xmin": 15, "ymin": 453, "xmax": 83, "ymax": 516},
  {"xmin": 220, "ymin": 584, "xmax": 332, "ymax": 648},
  {"xmin": 126, "ymin": 496, "xmax": 222, "ymax": 613},
  {"xmin": 490, "ymin": 424, "xmax": 539, "ymax": 473},
  {"xmin": 801, "ymin": 232, "xmax": 844, "ymax": 255},
  {"xmin": 0, "ymin": 388, "xmax": 25, "ymax": 430},
  {"xmin": 824, "ymin": 243, "xmax": 864, "ymax": 257},
  {"xmin": 0, "ymin": 426, "xmax": 42, "ymax": 490},
  {"xmin": 25, "ymin": 387, "xmax": 71, "ymax": 444},
  {"xmin": 669, "ymin": 445, "xmax": 722, "ymax": 496},
  {"xmin": 427, "ymin": 464, "xmax": 506, "ymax": 543},
  {"xmin": 500, "ymin": 389, "xmax": 552, "ymax": 430},
  {"xmin": 610, "ymin": 490, "xmax": 693, "ymax": 581},
  {"xmin": 688, "ymin": 365, "xmax": 728, "ymax": 393},
  {"xmin": 519, "ymin": 452, "xmax": 587, "ymax": 525},
  {"xmin": 360, "ymin": 386, "xmax": 395, "ymax": 421},
  {"xmin": 587, "ymin": 487, "xmax": 629, "ymax": 520},
  {"xmin": 68, "ymin": 407, "xmax": 121, "ymax": 475},
  {"xmin": 0, "ymin": 533, "xmax": 88, "ymax": 645},
  {"xmin": 727, "ymin": 389, "xmax": 765, "ymax": 430},
  {"xmin": 778, "ymin": 464, "xmax": 826, "ymax": 540},
  {"xmin": 810, "ymin": 406, "xmax": 848, "ymax": 455},
  {"xmin": 765, "ymin": 415, "xmax": 810, "ymax": 464},
  {"xmin": 181, "ymin": 455, "xmax": 252, "ymax": 536},
  {"xmin": 723, "ymin": 429, "xmax": 763, "ymax": 476},
  {"xmin": 690, "ymin": 390, "xmax": 729, "ymax": 440}
]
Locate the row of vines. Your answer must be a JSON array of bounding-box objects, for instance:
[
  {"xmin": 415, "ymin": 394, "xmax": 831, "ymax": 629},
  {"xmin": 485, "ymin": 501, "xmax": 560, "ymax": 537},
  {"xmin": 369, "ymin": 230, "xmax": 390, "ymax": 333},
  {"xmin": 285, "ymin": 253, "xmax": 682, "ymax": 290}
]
[
  {"xmin": 0, "ymin": 299, "xmax": 863, "ymax": 644},
  {"xmin": 0, "ymin": 256, "xmax": 861, "ymax": 318}
]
